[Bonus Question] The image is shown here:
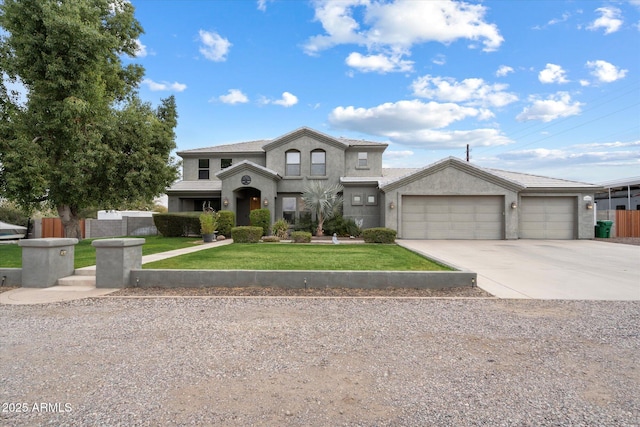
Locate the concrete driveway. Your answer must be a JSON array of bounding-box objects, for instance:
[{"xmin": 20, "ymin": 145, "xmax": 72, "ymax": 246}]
[{"xmin": 397, "ymin": 240, "xmax": 640, "ymax": 300}]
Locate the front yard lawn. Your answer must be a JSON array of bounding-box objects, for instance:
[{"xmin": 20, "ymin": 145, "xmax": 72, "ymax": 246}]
[
  {"xmin": 0, "ymin": 236, "xmax": 201, "ymax": 269},
  {"xmin": 143, "ymin": 243, "xmax": 451, "ymax": 271}
]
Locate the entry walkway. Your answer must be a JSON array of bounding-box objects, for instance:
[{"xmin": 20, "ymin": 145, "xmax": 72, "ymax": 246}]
[
  {"xmin": 1, "ymin": 239, "xmax": 232, "ymax": 305},
  {"xmin": 398, "ymin": 239, "xmax": 640, "ymax": 300}
]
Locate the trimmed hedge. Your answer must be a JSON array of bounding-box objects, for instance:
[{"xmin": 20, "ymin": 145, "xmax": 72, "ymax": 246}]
[
  {"xmin": 362, "ymin": 227, "xmax": 397, "ymax": 244},
  {"xmin": 217, "ymin": 210, "xmax": 235, "ymax": 237},
  {"xmin": 291, "ymin": 231, "xmax": 312, "ymax": 243},
  {"xmin": 154, "ymin": 213, "xmax": 200, "ymax": 237},
  {"xmin": 261, "ymin": 236, "xmax": 280, "ymax": 243},
  {"xmin": 231, "ymin": 226, "xmax": 263, "ymax": 243},
  {"xmin": 250, "ymin": 208, "xmax": 270, "ymax": 236}
]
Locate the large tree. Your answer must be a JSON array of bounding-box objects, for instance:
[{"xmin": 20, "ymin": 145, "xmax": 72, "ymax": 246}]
[{"xmin": 0, "ymin": 0, "xmax": 179, "ymax": 238}]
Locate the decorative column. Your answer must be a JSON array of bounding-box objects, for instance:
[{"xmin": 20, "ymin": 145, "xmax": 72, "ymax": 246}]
[
  {"xmin": 18, "ymin": 238, "xmax": 78, "ymax": 288},
  {"xmin": 92, "ymin": 238, "xmax": 145, "ymax": 288}
]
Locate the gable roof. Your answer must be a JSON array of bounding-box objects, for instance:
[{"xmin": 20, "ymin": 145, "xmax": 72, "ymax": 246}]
[
  {"xmin": 176, "ymin": 127, "xmax": 387, "ymax": 156},
  {"xmin": 485, "ymin": 168, "xmax": 603, "ymax": 190},
  {"xmin": 215, "ymin": 160, "xmax": 281, "ymax": 181},
  {"xmin": 381, "ymin": 157, "xmax": 526, "ymax": 193}
]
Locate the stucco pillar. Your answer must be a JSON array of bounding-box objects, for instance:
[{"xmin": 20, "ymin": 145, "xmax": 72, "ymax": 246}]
[
  {"xmin": 92, "ymin": 238, "xmax": 145, "ymax": 288},
  {"xmin": 18, "ymin": 238, "xmax": 78, "ymax": 288}
]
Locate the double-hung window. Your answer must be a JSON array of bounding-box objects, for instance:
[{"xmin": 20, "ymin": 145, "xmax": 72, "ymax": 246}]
[
  {"xmin": 198, "ymin": 159, "xmax": 210, "ymax": 180},
  {"xmin": 286, "ymin": 150, "xmax": 301, "ymax": 176},
  {"xmin": 358, "ymin": 152, "xmax": 368, "ymax": 168},
  {"xmin": 311, "ymin": 150, "xmax": 326, "ymax": 176}
]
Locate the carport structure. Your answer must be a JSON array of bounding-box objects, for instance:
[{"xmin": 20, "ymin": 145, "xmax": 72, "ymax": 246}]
[{"xmin": 382, "ymin": 157, "xmax": 603, "ymax": 240}]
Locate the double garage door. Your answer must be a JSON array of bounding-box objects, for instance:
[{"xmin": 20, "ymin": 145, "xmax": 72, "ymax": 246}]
[
  {"xmin": 402, "ymin": 196, "xmax": 504, "ymax": 239},
  {"xmin": 401, "ymin": 195, "xmax": 576, "ymax": 239}
]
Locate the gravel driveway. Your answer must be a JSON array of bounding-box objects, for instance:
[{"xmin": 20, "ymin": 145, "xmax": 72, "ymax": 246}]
[{"xmin": 2, "ymin": 297, "xmax": 639, "ymax": 426}]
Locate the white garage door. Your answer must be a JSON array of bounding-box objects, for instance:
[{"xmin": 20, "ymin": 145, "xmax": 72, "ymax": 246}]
[
  {"xmin": 402, "ymin": 196, "xmax": 504, "ymax": 239},
  {"xmin": 519, "ymin": 197, "xmax": 576, "ymax": 239}
]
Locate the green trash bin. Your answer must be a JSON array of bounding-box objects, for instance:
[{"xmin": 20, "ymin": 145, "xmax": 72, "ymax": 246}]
[{"xmin": 596, "ymin": 220, "xmax": 613, "ymax": 238}]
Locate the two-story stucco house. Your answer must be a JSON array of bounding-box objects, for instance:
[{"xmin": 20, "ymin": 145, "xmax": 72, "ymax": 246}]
[{"xmin": 167, "ymin": 127, "xmax": 602, "ymax": 239}]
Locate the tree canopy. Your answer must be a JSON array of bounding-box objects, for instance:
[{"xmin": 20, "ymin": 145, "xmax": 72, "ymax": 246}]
[{"xmin": 0, "ymin": 0, "xmax": 179, "ymax": 238}]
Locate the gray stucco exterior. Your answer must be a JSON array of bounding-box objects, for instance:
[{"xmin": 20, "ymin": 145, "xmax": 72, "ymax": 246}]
[{"xmin": 167, "ymin": 127, "xmax": 603, "ymax": 240}]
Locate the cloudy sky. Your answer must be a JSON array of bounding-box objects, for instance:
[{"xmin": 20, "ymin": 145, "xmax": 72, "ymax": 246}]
[{"xmin": 130, "ymin": 0, "xmax": 639, "ymax": 184}]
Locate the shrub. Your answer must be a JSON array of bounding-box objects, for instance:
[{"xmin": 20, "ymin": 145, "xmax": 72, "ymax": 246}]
[
  {"xmin": 362, "ymin": 227, "xmax": 396, "ymax": 244},
  {"xmin": 231, "ymin": 226, "xmax": 263, "ymax": 243},
  {"xmin": 294, "ymin": 212, "xmax": 317, "ymax": 234},
  {"xmin": 199, "ymin": 211, "xmax": 219, "ymax": 235},
  {"xmin": 250, "ymin": 208, "xmax": 270, "ymax": 236},
  {"xmin": 323, "ymin": 215, "xmax": 362, "ymax": 237},
  {"xmin": 272, "ymin": 218, "xmax": 290, "ymax": 239},
  {"xmin": 154, "ymin": 213, "xmax": 200, "ymax": 237},
  {"xmin": 290, "ymin": 231, "xmax": 312, "ymax": 243},
  {"xmin": 261, "ymin": 236, "xmax": 280, "ymax": 243},
  {"xmin": 217, "ymin": 210, "xmax": 235, "ymax": 237}
]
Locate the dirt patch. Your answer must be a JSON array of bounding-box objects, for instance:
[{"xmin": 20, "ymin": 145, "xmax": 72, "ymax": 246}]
[{"xmin": 594, "ymin": 237, "xmax": 640, "ymax": 246}]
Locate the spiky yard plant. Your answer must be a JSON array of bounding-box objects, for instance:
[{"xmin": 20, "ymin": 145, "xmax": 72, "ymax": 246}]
[{"xmin": 301, "ymin": 181, "xmax": 343, "ymax": 237}]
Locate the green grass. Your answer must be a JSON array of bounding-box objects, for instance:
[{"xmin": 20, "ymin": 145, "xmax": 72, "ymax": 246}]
[
  {"xmin": 0, "ymin": 236, "xmax": 201, "ymax": 269},
  {"xmin": 143, "ymin": 243, "xmax": 451, "ymax": 271}
]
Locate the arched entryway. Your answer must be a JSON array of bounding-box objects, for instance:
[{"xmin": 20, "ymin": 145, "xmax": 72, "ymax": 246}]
[{"xmin": 235, "ymin": 187, "xmax": 261, "ymax": 226}]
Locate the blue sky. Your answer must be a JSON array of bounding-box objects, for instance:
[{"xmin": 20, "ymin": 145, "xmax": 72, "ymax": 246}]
[{"xmin": 128, "ymin": 0, "xmax": 639, "ymax": 184}]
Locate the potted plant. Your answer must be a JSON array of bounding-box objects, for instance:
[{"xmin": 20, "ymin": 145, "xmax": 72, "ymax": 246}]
[{"xmin": 200, "ymin": 205, "xmax": 219, "ymax": 243}]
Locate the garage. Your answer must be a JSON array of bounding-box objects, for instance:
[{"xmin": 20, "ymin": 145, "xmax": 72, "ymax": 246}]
[
  {"xmin": 519, "ymin": 197, "xmax": 576, "ymax": 239},
  {"xmin": 402, "ymin": 195, "xmax": 504, "ymax": 239}
]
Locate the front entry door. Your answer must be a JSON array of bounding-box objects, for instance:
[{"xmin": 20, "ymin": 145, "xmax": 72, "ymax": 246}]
[{"xmin": 250, "ymin": 196, "xmax": 261, "ymax": 211}]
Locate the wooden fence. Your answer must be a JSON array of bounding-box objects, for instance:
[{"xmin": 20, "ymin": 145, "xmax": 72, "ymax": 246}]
[
  {"xmin": 41, "ymin": 218, "xmax": 86, "ymax": 238},
  {"xmin": 615, "ymin": 210, "xmax": 640, "ymax": 237}
]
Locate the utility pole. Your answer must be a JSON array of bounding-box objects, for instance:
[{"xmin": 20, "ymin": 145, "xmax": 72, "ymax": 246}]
[{"xmin": 466, "ymin": 144, "xmax": 470, "ymax": 162}]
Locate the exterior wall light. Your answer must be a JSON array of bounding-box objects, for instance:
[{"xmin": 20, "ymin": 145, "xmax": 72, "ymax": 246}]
[
  {"xmin": 389, "ymin": 201, "xmax": 395, "ymax": 209},
  {"xmin": 223, "ymin": 198, "xmax": 229, "ymax": 207},
  {"xmin": 263, "ymin": 198, "xmax": 269, "ymax": 207},
  {"xmin": 511, "ymin": 202, "xmax": 517, "ymax": 209},
  {"xmin": 586, "ymin": 202, "xmax": 593, "ymax": 210}
]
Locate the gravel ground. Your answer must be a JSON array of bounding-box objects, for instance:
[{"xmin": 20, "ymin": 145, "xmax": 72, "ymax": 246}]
[{"xmin": 1, "ymin": 297, "xmax": 639, "ymax": 426}]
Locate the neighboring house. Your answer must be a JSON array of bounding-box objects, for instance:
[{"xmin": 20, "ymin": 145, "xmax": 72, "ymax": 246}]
[
  {"xmin": 167, "ymin": 127, "xmax": 602, "ymax": 240},
  {"xmin": 595, "ymin": 177, "xmax": 640, "ymax": 211}
]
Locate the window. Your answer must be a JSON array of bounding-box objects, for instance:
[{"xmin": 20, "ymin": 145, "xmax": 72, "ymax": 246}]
[
  {"xmin": 311, "ymin": 150, "xmax": 326, "ymax": 176},
  {"xmin": 616, "ymin": 205, "xmax": 626, "ymax": 210},
  {"xmin": 352, "ymin": 194, "xmax": 363, "ymax": 206},
  {"xmin": 366, "ymin": 195, "xmax": 377, "ymax": 205},
  {"xmin": 358, "ymin": 152, "xmax": 368, "ymax": 168},
  {"xmin": 286, "ymin": 150, "xmax": 301, "ymax": 176},
  {"xmin": 198, "ymin": 159, "xmax": 210, "ymax": 180},
  {"xmin": 221, "ymin": 158, "xmax": 232, "ymax": 169},
  {"xmin": 282, "ymin": 197, "xmax": 297, "ymax": 223}
]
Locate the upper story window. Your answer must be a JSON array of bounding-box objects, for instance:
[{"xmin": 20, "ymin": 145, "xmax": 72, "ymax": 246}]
[
  {"xmin": 198, "ymin": 159, "xmax": 210, "ymax": 180},
  {"xmin": 285, "ymin": 150, "xmax": 301, "ymax": 176},
  {"xmin": 358, "ymin": 152, "xmax": 368, "ymax": 167},
  {"xmin": 311, "ymin": 149, "xmax": 326, "ymax": 176},
  {"xmin": 221, "ymin": 158, "xmax": 232, "ymax": 169}
]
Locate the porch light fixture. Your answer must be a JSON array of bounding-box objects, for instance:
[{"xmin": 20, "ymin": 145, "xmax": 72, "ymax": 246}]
[
  {"xmin": 223, "ymin": 198, "xmax": 229, "ymax": 207},
  {"xmin": 511, "ymin": 202, "xmax": 517, "ymax": 209},
  {"xmin": 263, "ymin": 198, "xmax": 269, "ymax": 207},
  {"xmin": 389, "ymin": 201, "xmax": 395, "ymax": 209},
  {"xmin": 586, "ymin": 201, "xmax": 593, "ymax": 210}
]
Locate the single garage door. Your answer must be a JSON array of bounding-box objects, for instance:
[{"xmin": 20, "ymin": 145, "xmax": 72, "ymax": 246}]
[
  {"xmin": 402, "ymin": 195, "xmax": 504, "ymax": 239},
  {"xmin": 519, "ymin": 197, "xmax": 576, "ymax": 239}
]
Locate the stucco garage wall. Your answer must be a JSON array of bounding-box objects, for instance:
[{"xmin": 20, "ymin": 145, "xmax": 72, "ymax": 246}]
[
  {"xmin": 384, "ymin": 166, "xmax": 519, "ymax": 239},
  {"xmin": 518, "ymin": 192, "xmax": 596, "ymax": 239}
]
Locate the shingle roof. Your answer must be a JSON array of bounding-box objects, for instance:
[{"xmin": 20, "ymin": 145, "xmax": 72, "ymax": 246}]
[
  {"xmin": 178, "ymin": 140, "xmax": 269, "ymax": 155},
  {"xmin": 484, "ymin": 168, "xmax": 601, "ymax": 189},
  {"xmin": 166, "ymin": 180, "xmax": 222, "ymax": 193}
]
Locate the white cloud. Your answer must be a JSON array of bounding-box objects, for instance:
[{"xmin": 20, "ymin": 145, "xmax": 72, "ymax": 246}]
[
  {"xmin": 304, "ymin": 0, "xmax": 503, "ymax": 64},
  {"xmin": 142, "ymin": 79, "xmax": 187, "ymax": 92},
  {"xmin": 411, "ymin": 75, "xmax": 518, "ymax": 108},
  {"xmin": 262, "ymin": 92, "xmax": 298, "ymax": 107},
  {"xmin": 516, "ymin": 92, "xmax": 583, "ymax": 122},
  {"xmin": 198, "ymin": 30, "xmax": 231, "ymax": 62},
  {"xmin": 586, "ymin": 60, "xmax": 628, "ymax": 83},
  {"xmin": 538, "ymin": 63, "xmax": 569, "ymax": 84},
  {"xmin": 330, "ymin": 100, "xmax": 482, "ymax": 132},
  {"xmin": 588, "ymin": 7, "xmax": 623, "ymax": 34},
  {"xmin": 384, "ymin": 150, "xmax": 415, "ymax": 159},
  {"xmin": 218, "ymin": 89, "xmax": 249, "ymax": 104},
  {"xmin": 496, "ymin": 65, "xmax": 514, "ymax": 77},
  {"xmin": 495, "ymin": 146, "xmax": 639, "ymax": 167},
  {"xmin": 386, "ymin": 128, "xmax": 512, "ymax": 149},
  {"xmin": 133, "ymin": 39, "xmax": 147, "ymax": 58},
  {"xmin": 345, "ymin": 52, "xmax": 414, "ymax": 73},
  {"xmin": 257, "ymin": 0, "xmax": 273, "ymax": 11},
  {"xmin": 432, "ymin": 54, "xmax": 446, "ymax": 66}
]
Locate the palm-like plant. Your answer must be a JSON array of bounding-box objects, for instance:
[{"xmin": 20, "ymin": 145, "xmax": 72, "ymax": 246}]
[{"xmin": 301, "ymin": 181, "xmax": 344, "ymax": 237}]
